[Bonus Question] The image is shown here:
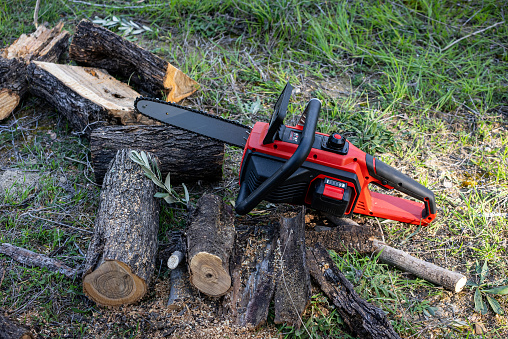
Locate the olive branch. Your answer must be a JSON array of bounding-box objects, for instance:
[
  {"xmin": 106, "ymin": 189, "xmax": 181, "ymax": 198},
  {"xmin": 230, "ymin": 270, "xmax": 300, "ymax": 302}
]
[{"xmin": 129, "ymin": 150, "xmax": 189, "ymax": 206}]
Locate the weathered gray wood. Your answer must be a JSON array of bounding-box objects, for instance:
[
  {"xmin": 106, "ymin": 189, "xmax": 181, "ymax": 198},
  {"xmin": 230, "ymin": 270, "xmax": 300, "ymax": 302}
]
[
  {"xmin": 372, "ymin": 240, "xmax": 467, "ymax": 293},
  {"xmin": 69, "ymin": 19, "xmax": 198, "ymax": 102},
  {"xmin": 0, "ymin": 311, "xmax": 34, "ymax": 339},
  {"xmin": 0, "ymin": 243, "xmax": 78, "ymax": 278},
  {"xmin": 186, "ymin": 194, "xmax": 235, "ymax": 297},
  {"xmin": 306, "ymin": 217, "xmax": 382, "ymax": 253},
  {"xmin": 307, "ymin": 243, "xmax": 401, "ymax": 339},
  {"xmin": 225, "ymin": 223, "xmax": 278, "ymax": 328},
  {"xmin": 82, "ymin": 149, "xmax": 159, "ymax": 306},
  {"xmin": 273, "ymin": 207, "xmax": 311, "ymax": 328},
  {"xmin": 90, "ymin": 124, "xmax": 224, "ymax": 185}
]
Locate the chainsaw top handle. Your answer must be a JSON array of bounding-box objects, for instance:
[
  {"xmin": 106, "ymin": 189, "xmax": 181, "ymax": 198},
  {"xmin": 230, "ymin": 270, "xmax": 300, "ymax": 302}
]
[{"xmin": 235, "ymin": 98, "xmax": 321, "ymax": 215}]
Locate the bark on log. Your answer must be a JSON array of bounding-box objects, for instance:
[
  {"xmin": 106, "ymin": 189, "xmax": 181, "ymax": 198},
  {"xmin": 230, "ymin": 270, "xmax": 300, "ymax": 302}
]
[
  {"xmin": 307, "ymin": 243, "xmax": 401, "ymax": 339},
  {"xmin": 0, "ymin": 243, "xmax": 78, "ymax": 278},
  {"xmin": 0, "ymin": 22, "xmax": 69, "ymax": 120},
  {"xmin": 225, "ymin": 223, "xmax": 279, "ymax": 328},
  {"xmin": 90, "ymin": 125, "xmax": 224, "ymax": 186},
  {"xmin": 273, "ymin": 207, "xmax": 311, "ymax": 327},
  {"xmin": 165, "ymin": 231, "xmax": 192, "ymax": 310},
  {"xmin": 83, "ymin": 149, "xmax": 159, "ymax": 306},
  {"xmin": 28, "ymin": 61, "xmax": 157, "ymax": 135},
  {"xmin": 372, "ymin": 240, "xmax": 467, "ymax": 293},
  {"xmin": 0, "ymin": 311, "xmax": 34, "ymax": 339},
  {"xmin": 69, "ymin": 19, "xmax": 198, "ymax": 102},
  {"xmin": 186, "ymin": 194, "xmax": 235, "ymax": 297},
  {"xmin": 306, "ymin": 217, "xmax": 382, "ymax": 253}
]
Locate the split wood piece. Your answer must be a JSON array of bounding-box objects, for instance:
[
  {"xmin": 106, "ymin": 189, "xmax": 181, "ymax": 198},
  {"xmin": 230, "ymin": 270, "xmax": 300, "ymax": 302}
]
[
  {"xmin": 372, "ymin": 239, "xmax": 467, "ymax": 293},
  {"xmin": 0, "ymin": 22, "xmax": 69, "ymax": 120},
  {"xmin": 69, "ymin": 19, "xmax": 198, "ymax": 102},
  {"xmin": 0, "ymin": 243, "xmax": 78, "ymax": 278},
  {"xmin": 306, "ymin": 217, "xmax": 382, "ymax": 254},
  {"xmin": 322, "ymin": 217, "xmax": 467, "ymax": 293},
  {"xmin": 90, "ymin": 124, "xmax": 224, "ymax": 186},
  {"xmin": 307, "ymin": 243, "xmax": 401, "ymax": 339},
  {"xmin": 225, "ymin": 223, "xmax": 279, "ymax": 328},
  {"xmin": 28, "ymin": 61, "xmax": 158, "ymax": 135},
  {"xmin": 273, "ymin": 207, "xmax": 311, "ymax": 328},
  {"xmin": 186, "ymin": 194, "xmax": 235, "ymax": 297},
  {"xmin": 0, "ymin": 311, "xmax": 34, "ymax": 339},
  {"xmin": 82, "ymin": 149, "xmax": 159, "ymax": 306}
]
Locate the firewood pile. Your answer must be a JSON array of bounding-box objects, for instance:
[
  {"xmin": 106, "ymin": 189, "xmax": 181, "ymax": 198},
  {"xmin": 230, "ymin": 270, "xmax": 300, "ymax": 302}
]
[{"xmin": 0, "ymin": 20, "xmax": 467, "ymax": 339}]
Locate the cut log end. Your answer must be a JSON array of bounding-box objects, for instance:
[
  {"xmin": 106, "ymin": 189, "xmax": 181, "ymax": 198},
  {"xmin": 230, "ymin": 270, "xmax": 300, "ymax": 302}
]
[
  {"xmin": 83, "ymin": 260, "xmax": 147, "ymax": 306},
  {"xmin": 0, "ymin": 89, "xmax": 20, "ymax": 120},
  {"xmin": 455, "ymin": 276, "xmax": 468, "ymax": 293},
  {"xmin": 190, "ymin": 252, "xmax": 231, "ymax": 296}
]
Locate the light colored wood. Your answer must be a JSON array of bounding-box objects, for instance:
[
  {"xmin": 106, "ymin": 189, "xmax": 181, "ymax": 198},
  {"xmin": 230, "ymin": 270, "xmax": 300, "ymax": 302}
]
[
  {"xmin": 0, "ymin": 89, "xmax": 20, "ymax": 120},
  {"xmin": 373, "ymin": 239, "xmax": 467, "ymax": 293},
  {"xmin": 31, "ymin": 61, "xmax": 155, "ymax": 125},
  {"xmin": 167, "ymin": 251, "xmax": 184, "ymax": 270},
  {"xmin": 83, "ymin": 260, "xmax": 146, "ymax": 307},
  {"xmin": 1, "ymin": 22, "xmax": 65, "ymax": 60},
  {"xmin": 0, "ymin": 22, "xmax": 69, "ymax": 121},
  {"xmin": 163, "ymin": 63, "xmax": 199, "ymax": 102},
  {"xmin": 189, "ymin": 252, "xmax": 231, "ymax": 296}
]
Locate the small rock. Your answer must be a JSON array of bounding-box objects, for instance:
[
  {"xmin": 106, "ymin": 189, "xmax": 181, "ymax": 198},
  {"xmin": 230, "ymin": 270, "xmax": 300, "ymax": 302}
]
[
  {"xmin": 474, "ymin": 322, "xmax": 486, "ymax": 335},
  {"xmin": 443, "ymin": 180, "xmax": 453, "ymax": 188}
]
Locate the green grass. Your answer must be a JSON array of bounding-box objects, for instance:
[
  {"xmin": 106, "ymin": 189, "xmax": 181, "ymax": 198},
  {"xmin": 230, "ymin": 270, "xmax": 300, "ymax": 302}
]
[{"xmin": 1, "ymin": 0, "xmax": 507, "ymax": 337}]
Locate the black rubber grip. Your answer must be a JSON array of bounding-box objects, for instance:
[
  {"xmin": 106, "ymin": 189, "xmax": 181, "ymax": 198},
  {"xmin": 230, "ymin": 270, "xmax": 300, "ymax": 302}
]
[
  {"xmin": 365, "ymin": 154, "xmax": 436, "ymax": 217},
  {"xmin": 235, "ymin": 98, "xmax": 321, "ymax": 215}
]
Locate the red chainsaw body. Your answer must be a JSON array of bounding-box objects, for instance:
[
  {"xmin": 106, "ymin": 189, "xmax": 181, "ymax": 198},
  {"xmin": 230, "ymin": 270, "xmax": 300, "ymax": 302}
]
[{"xmin": 239, "ymin": 122, "xmax": 436, "ymax": 225}]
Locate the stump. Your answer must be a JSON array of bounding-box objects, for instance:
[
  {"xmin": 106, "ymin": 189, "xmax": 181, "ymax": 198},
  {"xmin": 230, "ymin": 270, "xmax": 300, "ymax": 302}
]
[
  {"xmin": 69, "ymin": 19, "xmax": 198, "ymax": 102},
  {"xmin": 186, "ymin": 194, "xmax": 235, "ymax": 297},
  {"xmin": 0, "ymin": 22, "xmax": 69, "ymax": 120},
  {"xmin": 273, "ymin": 207, "xmax": 311, "ymax": 327},
  {"xmin": 225, "ymin": 223, "xmax": 279, "ymax": 328},
  {"xmin": 90, "ymin": 124, "xmax": 224, "ymax": 185},
  {"xmin": 82, "ymin": 149, "xmax": 159, "ymax": 306}
]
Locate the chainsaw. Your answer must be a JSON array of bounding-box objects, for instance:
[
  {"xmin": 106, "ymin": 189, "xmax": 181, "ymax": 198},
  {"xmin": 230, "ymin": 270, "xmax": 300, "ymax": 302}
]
[{"xmin": 135, "ymin": 83, "xmax": 436, "ymax": 225}]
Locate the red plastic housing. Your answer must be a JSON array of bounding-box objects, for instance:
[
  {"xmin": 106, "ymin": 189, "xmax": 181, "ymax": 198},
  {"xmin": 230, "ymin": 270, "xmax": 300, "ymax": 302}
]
[{"xmin": 240, "ymin": 122, "xmax": 437, "ymax": 226}]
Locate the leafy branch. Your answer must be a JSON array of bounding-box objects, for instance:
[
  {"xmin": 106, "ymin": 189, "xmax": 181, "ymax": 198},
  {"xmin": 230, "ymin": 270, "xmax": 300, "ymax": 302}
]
[
  {"xmin": 468, "ymin": 261, "xmax": 508, "ymax": 315},
  {"xmin": 129, "ymin": 150, "xmax": 189, "ymax": 206},
  {"xmin": 92, "ymin": 16, "xmax": 152, "ymax": 40}
]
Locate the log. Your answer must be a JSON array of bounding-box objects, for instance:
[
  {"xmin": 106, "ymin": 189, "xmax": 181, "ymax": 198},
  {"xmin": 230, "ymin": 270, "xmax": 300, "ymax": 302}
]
[
  {"xmin": 166, "ymin": 231, "xmax": 192, "ymax": 310},
  {"xmin": 372, "ymin": 240, "xmax": 467, "ymax": 293},
  {"xmin": 69, "ymin": 19, "xmax": 198, "ymax": 102},
  {"xmin": 306, "ymin": 217, "xmax": 382, "ymax": 253},
  {"xmin": 82, "ymin": 149, "xmax": 159, "ymax": 306},
  {"xmin": 0, "ymin": 243, "xmax": 78, "ymax": 278},
  {"xmin": 0, "ymin": 22, "xmax": 69, "ymax": 120},
  {"xmin": 307, "ymin": 243, "xmax": 401, "ymax": 339},
  {"xmin": 0, "ymin": 311, "xmax": 34, "ymax": 339},
  {"xmin": 225, "ymin": 223, "xmax": 278, "ymax": 328},
  {"xmin": 322, "ymin": 217, "xmax": 467, "ymax": 293},
  {"xmin": 273, "ymin": 207, "xmax": 311, "ymax": 327},
  {"xmin": 90, "ymin": 124, "xmax": 224, "ymax": 186},
  {"xmin": 186, "ymin": 194, "xmax": 235, "ymax": 297},
  {"xmin": 28, "ymin": 61, "xmax": 158, "ymax": 134}
]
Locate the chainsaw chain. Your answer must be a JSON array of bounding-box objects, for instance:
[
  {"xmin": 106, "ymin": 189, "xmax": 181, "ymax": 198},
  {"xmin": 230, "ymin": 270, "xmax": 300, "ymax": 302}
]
[{"xmin": 134, "ymin": 96, "xmax": 251, "ymax": 147}]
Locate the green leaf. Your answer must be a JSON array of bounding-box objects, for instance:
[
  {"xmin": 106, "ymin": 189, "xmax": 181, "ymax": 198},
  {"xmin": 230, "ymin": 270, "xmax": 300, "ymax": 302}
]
[
  {"xmin": 474, "ymin": 289, "xmax": 488, "ymax": 314},
  {"xmin": 486, "ymin": 295, "xmax": 504, "ymax": 315},
  {"xmin": 140, "ymin": 151, "xmax": 150, "ymax": 167},
  {"xmin": 164, "ymin": 196, "xmax": 176, "ymax": 204},
  {"xmin": 467, "ymin": 280, "xmax": 479, "ymax": 287},
  {"xmin": 154, "ymin": 192, "xmax": 170, "ymax": 198},
  {"xmin": 165, "ymin": 172, "xmax": 171, "ymax": 191},
  {"xmin": 182, "ymin": 183, "xmax": 189, "ymax": 203},
  {"xmin": 479, "ymin": 261, "xmax": 488, "ymax": 285},
  {"xmin": 483, "ymin": 285, "xmax": 508, "ymax": 295}
]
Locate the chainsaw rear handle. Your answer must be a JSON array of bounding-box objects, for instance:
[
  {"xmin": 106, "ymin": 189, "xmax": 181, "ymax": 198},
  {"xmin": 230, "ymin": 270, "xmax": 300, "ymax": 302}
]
[
  {"xmin": 365, "ymin": 154, "xmax": 436, "ymax": 219},
  {"xmin": 235, "ymin": 98, "xmax": 321, "ymax": 215}
]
